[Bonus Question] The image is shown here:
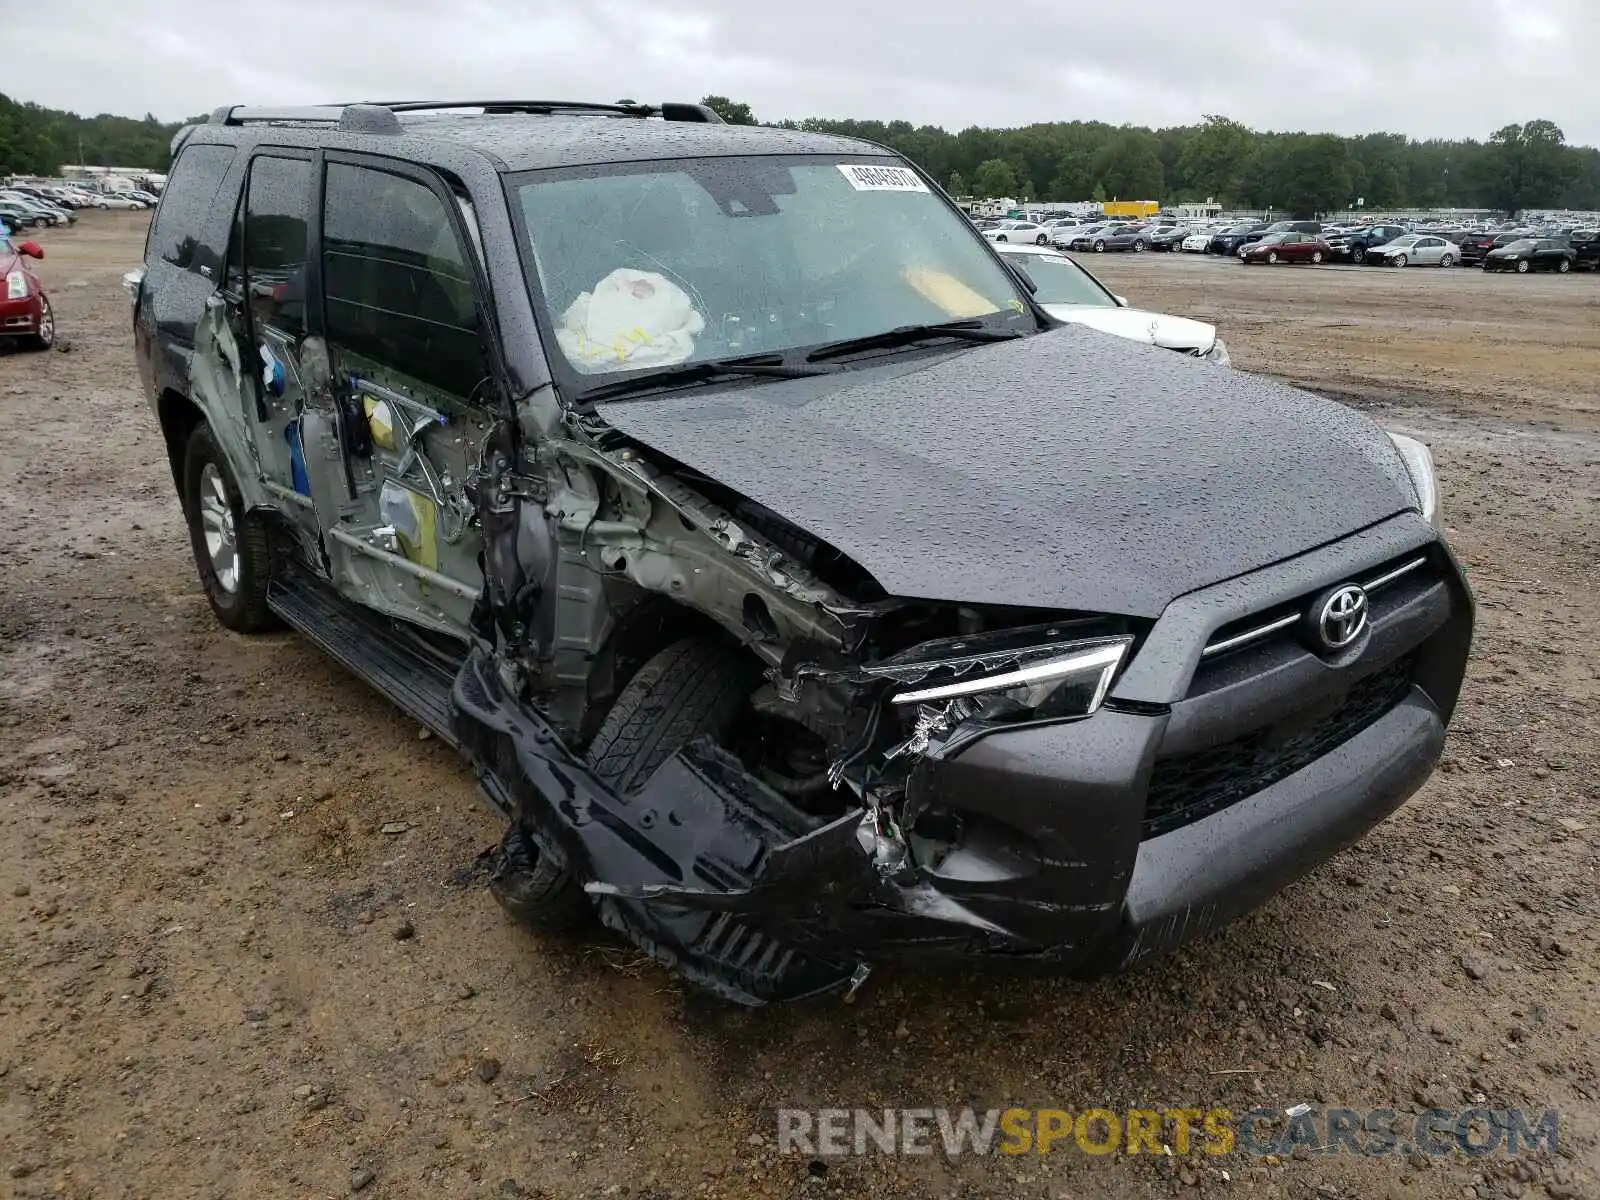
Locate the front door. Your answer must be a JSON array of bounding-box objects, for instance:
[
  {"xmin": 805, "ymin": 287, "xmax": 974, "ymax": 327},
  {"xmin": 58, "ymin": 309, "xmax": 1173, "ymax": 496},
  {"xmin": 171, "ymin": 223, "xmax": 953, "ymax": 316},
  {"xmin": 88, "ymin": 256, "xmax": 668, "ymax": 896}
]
[{"xmin": 307, "ymin": 156, "xmax": 502, "ymax": 639}]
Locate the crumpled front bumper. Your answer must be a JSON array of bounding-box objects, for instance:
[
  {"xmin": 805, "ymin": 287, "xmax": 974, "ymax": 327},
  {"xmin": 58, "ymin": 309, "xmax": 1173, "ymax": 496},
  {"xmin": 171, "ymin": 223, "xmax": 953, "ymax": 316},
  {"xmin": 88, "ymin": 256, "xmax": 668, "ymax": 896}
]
[{"xmin": 456, "ymin": 515, "xmax": 1472, "ymax": 1004}]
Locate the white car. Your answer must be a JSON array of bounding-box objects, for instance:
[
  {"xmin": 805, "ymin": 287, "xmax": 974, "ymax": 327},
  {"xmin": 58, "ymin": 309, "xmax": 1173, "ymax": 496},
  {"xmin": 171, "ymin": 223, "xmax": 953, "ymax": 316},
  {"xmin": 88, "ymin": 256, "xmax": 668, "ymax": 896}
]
[
  {"xmin": 996, "ymin": 243, "xmax": 1229, "ymax": 363},
  {"xmin": 96, "ymin": 194, "xmax": 149, "ymax": 210},
  {"xmin": 982, "ymin": 219, "xmax": 1050, "ymax": 245},
  {"xmin": 1373, "ymin": 234, "xmax": 1461, "ymax": 268}
]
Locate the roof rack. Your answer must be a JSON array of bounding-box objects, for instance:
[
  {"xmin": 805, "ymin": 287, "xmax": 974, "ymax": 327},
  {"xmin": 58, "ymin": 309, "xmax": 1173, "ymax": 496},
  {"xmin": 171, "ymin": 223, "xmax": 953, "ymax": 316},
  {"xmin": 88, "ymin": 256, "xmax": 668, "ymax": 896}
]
[{"xmin": 207, "ymin": 100, "xmax": 724, "ymax": 134}]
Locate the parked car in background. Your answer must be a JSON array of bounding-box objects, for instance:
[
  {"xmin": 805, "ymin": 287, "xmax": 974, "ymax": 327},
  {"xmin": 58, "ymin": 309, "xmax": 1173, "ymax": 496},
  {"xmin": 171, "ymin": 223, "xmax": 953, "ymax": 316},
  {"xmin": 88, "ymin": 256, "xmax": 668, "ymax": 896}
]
[
  {"xmin": 0, "ymin": 193, "xmax": 71, "ymax": 226},
  {"xmin": 1148, "ymin": 226, "xmax": 1191, "ymax": 252},
  {"xmin": 1456, "ymin": 232, "xmax": 1502, "ymax": 266},
  {"xmin": 1181, "ymin": 229, "xmax": 1215, "ymax": 252},
  {"xmin": 98, "ymin": 193, "xmax": 151, "ymax": 210},
  {"xmin": 1373, "ymin": 234, "xmax": 1460, "ymax": 268},
  {"xmin": 996, "ymin": 243, "xmax": 1230, "ymax": 362},
  {"xmin": 1097, "ymin": 224, "xmax": 1157, "ymax": 252},
  {"xmin": 0, "ymin": 200, "xmax": 48, "ymax": 230},
  {"xmin": 1239, "ymin": 232, "xmax": 1333, "ymax": 265},
  {"xmin": 1064, "ymin": 223, "xmax": 1118, "ymax": 250},
  {"xmin": 1263, "ymin": 220, "xmax": 1324, "ymax": 236},
  {"xmin": 1482, "ymin": 238, "xmax": 1577, "ymax": 274},
  {"xmin": 1209, "ymin": 222, "xmax": 1269, "ymax": 255},
  {"xmin": 1327, "ymin": 224, "xmax": 1408, "ymax": 264},
  {"xmin": 982, "ymin": 219, "xmax": 1049, "ymax": 244},
  {"xmin": 1565, "ymin": 229, "xmax": 1599, "ymax": 271},
  {"xmin": 1, "ymin": 233, "xmax": 54, "ymax": 350}
]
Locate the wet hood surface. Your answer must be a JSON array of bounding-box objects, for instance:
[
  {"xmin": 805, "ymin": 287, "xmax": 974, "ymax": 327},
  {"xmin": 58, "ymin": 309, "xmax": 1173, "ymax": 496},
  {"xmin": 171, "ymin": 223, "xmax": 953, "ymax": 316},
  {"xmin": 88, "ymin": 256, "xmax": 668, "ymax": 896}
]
[{"xmin": 597, "ymin": 327, "xmax": 1414, "ymax": 617}]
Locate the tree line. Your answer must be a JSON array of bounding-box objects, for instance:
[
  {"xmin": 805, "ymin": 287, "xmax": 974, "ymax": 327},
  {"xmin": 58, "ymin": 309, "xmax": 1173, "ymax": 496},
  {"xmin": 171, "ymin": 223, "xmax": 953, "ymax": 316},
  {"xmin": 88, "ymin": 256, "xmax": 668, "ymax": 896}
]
[
  {"xmin": 704, "ymin": 99, "xmax": 1599, "ymax": 217},
  {"xmin": 7, "ymin": 90, "xmax": 1595, "ymax": 217},
  {"xmin": 1, "ymin": 93, "xmax": 185, "ymax": 177}
]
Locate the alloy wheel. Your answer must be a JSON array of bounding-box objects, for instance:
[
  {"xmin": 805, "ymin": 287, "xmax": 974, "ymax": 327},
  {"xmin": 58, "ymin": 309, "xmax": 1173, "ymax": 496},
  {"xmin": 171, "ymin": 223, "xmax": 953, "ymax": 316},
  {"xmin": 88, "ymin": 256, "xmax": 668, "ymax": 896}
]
[{"xmin": 197, "ymin": 463, "xmax": 240, "ymax": 593}]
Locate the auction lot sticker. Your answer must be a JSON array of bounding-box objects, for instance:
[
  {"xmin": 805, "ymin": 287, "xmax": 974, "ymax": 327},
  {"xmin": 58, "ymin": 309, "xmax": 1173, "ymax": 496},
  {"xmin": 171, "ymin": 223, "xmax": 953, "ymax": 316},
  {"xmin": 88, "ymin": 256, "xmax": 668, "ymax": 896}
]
[{"xmin": 838, "ymin": 164, "xmax": 929, "ymax": 192}]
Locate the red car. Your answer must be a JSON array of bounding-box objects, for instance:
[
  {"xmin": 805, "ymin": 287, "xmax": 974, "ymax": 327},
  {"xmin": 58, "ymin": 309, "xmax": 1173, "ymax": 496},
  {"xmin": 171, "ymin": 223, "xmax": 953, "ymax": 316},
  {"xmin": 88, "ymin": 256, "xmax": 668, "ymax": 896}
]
[
  {"xmin": 1239, "ymin": 232, "xmax": 1333, "ymax": 265},
  {"xmin": 1, "ymin": 234, "xmax": 54, "ymax": 350}
]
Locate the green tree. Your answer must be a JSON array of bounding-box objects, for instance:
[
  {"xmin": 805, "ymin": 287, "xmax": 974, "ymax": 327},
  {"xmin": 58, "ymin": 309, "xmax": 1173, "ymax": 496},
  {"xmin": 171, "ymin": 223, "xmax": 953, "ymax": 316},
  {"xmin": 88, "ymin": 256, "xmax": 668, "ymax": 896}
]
[
  {"xmin": 971, "ymin": 158, "xmax": 1019, "ymax": 199},
  {"xmin": 1278, "ymin": 134, "xmax": 1354, "ymax": 215},
  {"xmin": 700, "ymin": 95, "xmax": 757, "ymax": 126},
  {"xmin": 1090, "ymin": 131, "xmax": 1164, "ymax": 199},
  {"xmin": 946, "ymin": 170, "xmax": 967, "ymax": 197},
  {"xmin": 1481, "ymin": 120, "xmax": 1573, "ymax": 215},
  {"xmin": 1176, "ymin": 115, "xmax": 1254, "ymax": 203}
]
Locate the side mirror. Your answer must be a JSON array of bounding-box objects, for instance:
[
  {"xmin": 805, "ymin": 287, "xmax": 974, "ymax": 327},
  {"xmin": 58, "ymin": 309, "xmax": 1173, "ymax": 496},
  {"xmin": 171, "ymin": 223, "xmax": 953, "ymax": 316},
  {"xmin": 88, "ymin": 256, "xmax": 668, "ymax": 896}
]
[
  {"xmin": 16, "ymin": 241, "xmax": 43, "ymax": 260},
  {"xmin": 1114, "ymin": 295, "xmax": 1129, "ymax": 307}
]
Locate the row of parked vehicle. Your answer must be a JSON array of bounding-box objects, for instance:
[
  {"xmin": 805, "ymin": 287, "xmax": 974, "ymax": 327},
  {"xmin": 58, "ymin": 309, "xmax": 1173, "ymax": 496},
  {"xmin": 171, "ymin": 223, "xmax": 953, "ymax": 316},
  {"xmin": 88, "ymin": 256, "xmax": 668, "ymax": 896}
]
[
  {"xmin": 977, "ymin": 216, "xmax": 1193, "ymax": 254},
  {"xmin": 0, "ymin": 182, "xmax": 157, "ymax": 231},
  {"xmin": 1191, "ymin": 219, "xmax": 1600, "ymax": 274}
]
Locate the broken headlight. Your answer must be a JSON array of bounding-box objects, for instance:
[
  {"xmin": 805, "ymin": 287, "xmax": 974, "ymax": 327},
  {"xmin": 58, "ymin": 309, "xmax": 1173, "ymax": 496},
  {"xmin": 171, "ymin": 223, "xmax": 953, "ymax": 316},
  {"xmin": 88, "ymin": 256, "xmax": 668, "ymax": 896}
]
[
  {"xmin": 5, "ymin": 270, "xmax": 26, "ymax": 301},
  {"xmin": 869, "ymin": 629, "xmax": 1133, "ymax": 758}
]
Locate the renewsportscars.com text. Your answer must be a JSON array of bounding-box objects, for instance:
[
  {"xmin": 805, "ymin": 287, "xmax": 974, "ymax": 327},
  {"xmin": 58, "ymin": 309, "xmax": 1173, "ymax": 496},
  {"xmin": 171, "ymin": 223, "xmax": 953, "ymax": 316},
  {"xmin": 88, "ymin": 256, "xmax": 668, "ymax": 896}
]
[{"xmin": 777, "ymin": 1106, "xmax": 1559, "ymax": 1158}]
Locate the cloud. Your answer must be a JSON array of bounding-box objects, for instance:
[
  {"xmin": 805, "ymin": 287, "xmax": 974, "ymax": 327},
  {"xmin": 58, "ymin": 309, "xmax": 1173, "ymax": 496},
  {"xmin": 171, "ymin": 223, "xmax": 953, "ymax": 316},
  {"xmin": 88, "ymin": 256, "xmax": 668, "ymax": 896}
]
[{"xmin": 8, "ymin": 0, "xmax": 1595, "ymax": 145}]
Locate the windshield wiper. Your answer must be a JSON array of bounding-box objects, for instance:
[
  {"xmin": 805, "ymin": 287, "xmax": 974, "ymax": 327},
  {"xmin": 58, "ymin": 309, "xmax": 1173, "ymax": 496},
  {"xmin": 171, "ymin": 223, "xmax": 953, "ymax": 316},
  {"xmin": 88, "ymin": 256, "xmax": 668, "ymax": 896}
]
[
  {"xmin": 573, "ymin": 356, "xmax": 833, "ymax": 405},
  {"xmin": 805, "ymin": 320, "xmax": 1025, "ymax": 363}
]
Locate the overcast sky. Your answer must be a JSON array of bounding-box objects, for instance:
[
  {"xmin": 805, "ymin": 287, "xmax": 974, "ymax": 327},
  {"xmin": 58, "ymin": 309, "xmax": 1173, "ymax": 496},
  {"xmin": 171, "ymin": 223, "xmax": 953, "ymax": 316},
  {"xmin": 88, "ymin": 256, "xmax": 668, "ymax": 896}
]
[{"xmin": 10, "ymin": 0, "xmax": 1595, "ymax": 146}]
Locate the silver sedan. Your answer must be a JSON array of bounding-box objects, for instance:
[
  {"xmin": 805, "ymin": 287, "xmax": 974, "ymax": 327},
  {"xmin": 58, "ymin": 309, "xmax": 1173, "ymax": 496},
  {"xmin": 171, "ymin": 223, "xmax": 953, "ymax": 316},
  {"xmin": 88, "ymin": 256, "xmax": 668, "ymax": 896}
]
[{"xmin": 1373, "ymin": 234, "xmax": 1462, "ymax": 268}]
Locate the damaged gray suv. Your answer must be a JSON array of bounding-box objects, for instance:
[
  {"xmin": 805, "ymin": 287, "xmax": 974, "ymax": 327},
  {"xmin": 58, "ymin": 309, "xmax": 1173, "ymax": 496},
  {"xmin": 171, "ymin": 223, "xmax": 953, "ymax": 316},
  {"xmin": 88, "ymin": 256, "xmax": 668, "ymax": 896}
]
[{"xmin": 131, "ymin": 100, "xmax": 1473, "ymax": 1004}]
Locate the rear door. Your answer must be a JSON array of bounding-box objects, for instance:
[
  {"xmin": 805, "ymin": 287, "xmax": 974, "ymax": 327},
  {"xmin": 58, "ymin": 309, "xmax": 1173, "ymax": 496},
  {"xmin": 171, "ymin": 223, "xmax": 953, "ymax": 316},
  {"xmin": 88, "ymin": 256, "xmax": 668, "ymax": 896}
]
[
  {"xmin": 217, "ymin": 151, "xmax": 319, "ymax": 530},
  {"xmin": 308, "ymin": 155, "xmax": 502, "ymax": 638}
]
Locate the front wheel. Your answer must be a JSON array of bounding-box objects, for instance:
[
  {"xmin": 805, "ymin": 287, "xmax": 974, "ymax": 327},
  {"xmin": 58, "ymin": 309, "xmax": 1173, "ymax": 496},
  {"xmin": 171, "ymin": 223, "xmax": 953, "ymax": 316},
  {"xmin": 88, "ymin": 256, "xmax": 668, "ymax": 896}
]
[
  {"xmin": 1093, "ymin": 240, "xmax": 1105, "ymax": 252},
  {"xmin": 182, "ymin": 424, "xmax": 280, "ymax": 632},
  {"xmin": 1267, "ymin": 251, "xmax": 1279, "ymax": 264},
  {"xmin": 1516, "ymin": 260, "xmax": 1531, "ymax": 274},
  {"xmin": 1311, "ymin": 251, "xmax": 1324, "ymax": 264},
  {"xmin": 1557, "ymin": 258, "xmax": 1571, "ymax": 274},
  {"xmin": 1352, "ymin": 246, "xmax": 1367, "ymax": 264},
  {"xmin": 1392, "ymin": 254, "xmax": 1408, "ymax": 268},
  {"xmin": 25, "ymin": 295, "xmax": 54, "ymax": 351}
]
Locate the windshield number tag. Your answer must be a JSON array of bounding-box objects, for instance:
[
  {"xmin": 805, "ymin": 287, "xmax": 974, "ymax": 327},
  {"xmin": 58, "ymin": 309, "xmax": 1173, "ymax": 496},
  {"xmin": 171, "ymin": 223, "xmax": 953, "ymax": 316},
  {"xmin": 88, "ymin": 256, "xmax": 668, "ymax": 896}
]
[{"xmin": 837, "ymin": 164, "xmax": 928, "ymax": 192}]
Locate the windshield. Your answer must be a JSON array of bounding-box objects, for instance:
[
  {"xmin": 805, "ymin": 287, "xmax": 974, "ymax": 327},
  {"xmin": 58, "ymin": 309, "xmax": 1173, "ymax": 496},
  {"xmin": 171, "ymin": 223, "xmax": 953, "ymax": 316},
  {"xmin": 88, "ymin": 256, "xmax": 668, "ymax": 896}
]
[
  {"xmin": 514, "ymin": 155, "xmax": 1032, "ymax": 380},
  {"xmin": 1502, "ymin": 239, "xmax": 1536, "ymax": 251},
  {"xmin": 999, "ymin": 252, "xmax": 1115, "ymax": 308}
]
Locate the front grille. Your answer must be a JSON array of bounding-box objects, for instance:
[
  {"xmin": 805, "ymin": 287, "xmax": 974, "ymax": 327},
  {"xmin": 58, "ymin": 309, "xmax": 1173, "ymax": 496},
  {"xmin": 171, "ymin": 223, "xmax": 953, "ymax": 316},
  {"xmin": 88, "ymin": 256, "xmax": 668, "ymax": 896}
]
[{"xmin": 1143, "ymin": 654, "xmax": 1415, "ymax": 839}]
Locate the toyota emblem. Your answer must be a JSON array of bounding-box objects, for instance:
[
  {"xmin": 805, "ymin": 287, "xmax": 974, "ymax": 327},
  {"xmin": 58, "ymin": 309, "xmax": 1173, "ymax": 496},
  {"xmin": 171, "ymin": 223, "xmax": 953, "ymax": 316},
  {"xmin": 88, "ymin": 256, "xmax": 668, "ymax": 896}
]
[{"xmin": 1309, "ymin": 584, "xmax": 1369, "ymax": 652}]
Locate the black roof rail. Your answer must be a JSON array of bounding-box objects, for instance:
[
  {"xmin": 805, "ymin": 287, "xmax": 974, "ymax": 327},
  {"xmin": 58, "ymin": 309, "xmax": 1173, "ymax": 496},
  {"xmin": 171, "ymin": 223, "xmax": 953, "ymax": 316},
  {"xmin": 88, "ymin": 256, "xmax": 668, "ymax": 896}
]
[
  {"xmin": 340, "ymin": 100, "xmax": 726, "ymax": 123},
  {"xmin": 208, "ymin": 104, "xmax": 404, "ymax": 134},
  {"xmin": 206, "ymin": 100, "xmax": 725, "ymax": 135}
]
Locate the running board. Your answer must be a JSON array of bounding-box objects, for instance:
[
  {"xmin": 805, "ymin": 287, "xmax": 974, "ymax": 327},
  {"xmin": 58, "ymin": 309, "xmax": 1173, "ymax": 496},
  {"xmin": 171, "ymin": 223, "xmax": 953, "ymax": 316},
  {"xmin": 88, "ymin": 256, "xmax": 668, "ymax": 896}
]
[{"xmin": 267, "ymin": 572, "xmax": 465, "ymax": 748}]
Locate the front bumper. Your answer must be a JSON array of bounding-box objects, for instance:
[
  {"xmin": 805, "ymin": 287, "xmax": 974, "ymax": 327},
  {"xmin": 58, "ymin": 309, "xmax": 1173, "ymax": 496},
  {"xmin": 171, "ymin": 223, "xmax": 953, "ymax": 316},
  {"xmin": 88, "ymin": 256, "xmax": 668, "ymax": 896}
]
[
  {"xmin": 457, "ymin": 515, "xmax": 1472, "ymax": 1003},
  {"xmin": 0, "ymin": 294, "xmax": 42, "ymax": 337}
]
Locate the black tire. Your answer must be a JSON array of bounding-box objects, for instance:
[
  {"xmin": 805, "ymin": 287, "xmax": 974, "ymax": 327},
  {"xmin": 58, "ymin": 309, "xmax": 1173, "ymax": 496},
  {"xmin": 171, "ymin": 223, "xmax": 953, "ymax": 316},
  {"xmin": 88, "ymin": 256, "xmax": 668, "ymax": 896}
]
[
  {"xmin": 588, "ymin": 637, "xmax": 757, "ymax": 794},
  {"xmin": 25, "ymin": 295, "xmax": 54, "ymax": 351},
  {"xmin": 1351, "ymin": 246, "xmax": 1367, "ymax": 264},
  {"xmin": 1133, "ymin": 239, "xmax": 1146, "ymax": 252},
  {"xmin": 1516, "ymin": 260, "xmax": 1530, "ymax": 274},
  {"xmin": 488, "ymin": 824, "xmax": 588, "ymax": 932},
  {"xmin": 182, "ymin": 423, "xmax": 280, "ymax": 632},
  {"xmin": 1035, "ymin": 233, "xmax": 1049, "ymax": 245},
  {"xmin": 1093, "ymin": 239, "xmax": 1105, "ymax": 252},
  {"xmin": 1557, "ymin": 258, "xmax": 1571, "ymax": 274},
  {"xmin": 994, "ymin": 234, "xmax": 1007, "ymax": 243}
]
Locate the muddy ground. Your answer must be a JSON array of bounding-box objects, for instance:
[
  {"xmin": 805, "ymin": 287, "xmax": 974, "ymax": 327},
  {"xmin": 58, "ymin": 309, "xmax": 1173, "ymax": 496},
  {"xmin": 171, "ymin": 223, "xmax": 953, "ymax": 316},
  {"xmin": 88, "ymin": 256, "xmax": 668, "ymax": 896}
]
[{"xmin": 1, "ymin": 213, "xmax": 1596, "ymax": 1200}]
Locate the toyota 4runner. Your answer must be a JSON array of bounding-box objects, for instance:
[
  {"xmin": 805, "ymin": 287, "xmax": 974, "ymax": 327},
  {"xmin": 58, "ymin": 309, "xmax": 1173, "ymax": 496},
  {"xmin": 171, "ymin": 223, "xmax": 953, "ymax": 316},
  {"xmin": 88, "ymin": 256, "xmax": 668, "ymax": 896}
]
[{"xmin": 130, "ymin": 100, "xmax": 1474, "ymax": 1004}]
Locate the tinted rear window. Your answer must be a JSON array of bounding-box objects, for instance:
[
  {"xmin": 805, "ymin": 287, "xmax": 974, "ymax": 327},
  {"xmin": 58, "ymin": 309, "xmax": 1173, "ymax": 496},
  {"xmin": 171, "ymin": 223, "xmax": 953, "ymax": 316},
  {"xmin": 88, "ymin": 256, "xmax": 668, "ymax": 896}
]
[{"xmin": 147, "ymin": 144, "xmax": 237, "ymax": 273}]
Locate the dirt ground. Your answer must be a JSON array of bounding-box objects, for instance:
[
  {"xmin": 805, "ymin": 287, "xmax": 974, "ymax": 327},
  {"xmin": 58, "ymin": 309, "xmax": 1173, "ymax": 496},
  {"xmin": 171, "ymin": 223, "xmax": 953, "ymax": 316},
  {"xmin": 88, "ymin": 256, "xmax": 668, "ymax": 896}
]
[{"xmin": 1, "ymin": 213, "xmax": 1596, "ymax": 1200}]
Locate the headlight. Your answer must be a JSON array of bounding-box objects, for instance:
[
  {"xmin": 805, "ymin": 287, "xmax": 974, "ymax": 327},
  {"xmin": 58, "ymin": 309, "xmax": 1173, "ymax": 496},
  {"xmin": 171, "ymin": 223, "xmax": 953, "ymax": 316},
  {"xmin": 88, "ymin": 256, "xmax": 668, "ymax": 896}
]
[
  {"xmin": 1388, "ymin": 432, "xmax": 1439, "ymax": 527},
  {"xmin": 5, "ymin": 270, "xmax": 25, "ymax": 300},
  {"xmin": 1205, "ymin": 338, "xmax": 1230, "ymax": 366}
]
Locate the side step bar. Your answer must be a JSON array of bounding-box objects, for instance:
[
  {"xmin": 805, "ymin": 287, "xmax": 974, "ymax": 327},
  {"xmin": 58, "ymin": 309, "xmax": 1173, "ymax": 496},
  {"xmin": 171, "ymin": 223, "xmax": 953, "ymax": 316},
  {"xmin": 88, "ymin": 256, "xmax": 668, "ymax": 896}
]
[{"xmin": 267, "ymin": 571, "xmax": 465, "ymax": 748}]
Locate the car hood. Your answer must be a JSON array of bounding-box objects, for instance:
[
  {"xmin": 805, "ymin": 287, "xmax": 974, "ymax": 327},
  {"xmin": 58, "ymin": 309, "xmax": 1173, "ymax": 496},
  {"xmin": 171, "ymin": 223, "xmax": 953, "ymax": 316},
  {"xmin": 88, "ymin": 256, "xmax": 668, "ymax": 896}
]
[
  {"xmin": 595, "ymin": 329, "xmax": 1415, "ymax": 617},
  {"xmin": 1041, "ymin": 304, "xmax": 1216, "ymax": 352}
]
